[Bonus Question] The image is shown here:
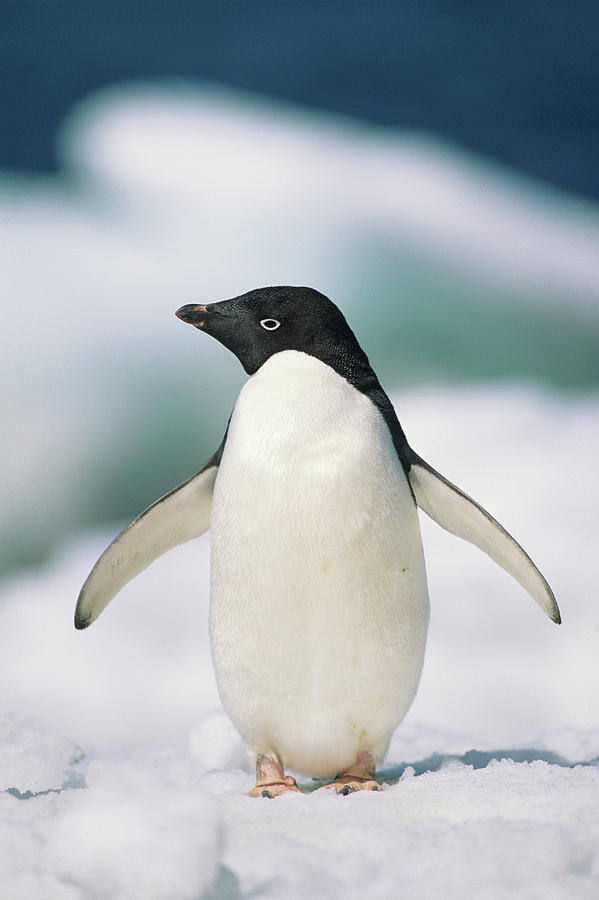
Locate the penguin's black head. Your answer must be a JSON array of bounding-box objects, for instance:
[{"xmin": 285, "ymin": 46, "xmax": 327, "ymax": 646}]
[{"xmin": 176, "ymin": 285, "xmax": 367, "ymax": 375}]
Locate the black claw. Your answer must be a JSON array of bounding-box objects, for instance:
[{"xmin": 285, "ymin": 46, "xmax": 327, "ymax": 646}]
[
  {"xmin": 261, "ymin": 790, "xmax": 274, "ymax": 799},
  {"xmin": 340, "ymin": 785, "xmax": 352, "ymax": 796}
]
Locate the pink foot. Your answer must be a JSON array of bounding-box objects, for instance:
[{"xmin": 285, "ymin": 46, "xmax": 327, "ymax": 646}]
[
  {"xmin": 320, "ymin": 750, "xmax": 382, "ymax": 795},
  {"xmin": 248, "ymin": 753, "xmax": 302, "ymax": 798}
]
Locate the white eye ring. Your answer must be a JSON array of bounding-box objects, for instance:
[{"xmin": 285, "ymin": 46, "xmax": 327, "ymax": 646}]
[{"xmin": 260, "ymin": 318, "xmax": 281, "ymax": 331}]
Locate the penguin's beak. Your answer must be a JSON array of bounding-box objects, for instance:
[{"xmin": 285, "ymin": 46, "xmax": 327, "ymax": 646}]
[
  {"xmin": 175, "ymin": 304, "xmax": 211, "ymax": 328},
  {"xmin": 176, "ymin": 300, "xmax": 240, "ymax": 357}
]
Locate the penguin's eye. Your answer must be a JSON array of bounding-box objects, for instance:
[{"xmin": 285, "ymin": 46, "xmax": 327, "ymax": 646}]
[{"xmin": 260, "ymin": 318, "xmax": 281, "ymax": 331}]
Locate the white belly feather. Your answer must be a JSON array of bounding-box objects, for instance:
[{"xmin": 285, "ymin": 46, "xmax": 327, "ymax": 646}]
[{"xmin": 210, "ymin": 350, "xmax": 429, "ymax": 776}]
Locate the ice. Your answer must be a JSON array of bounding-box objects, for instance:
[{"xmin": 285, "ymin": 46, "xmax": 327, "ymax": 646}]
[
  {"xmin": 210, "ymin": 760, "xmax": 599, "ymax": 899},
  {"xmin": 43, "ymin": 757, "xmax": 221, "ymax": 900},
  {"xmin": 2, "ymin": 77, "xmax": 598, "ymax": 899},
  {"xmin": 1, "ymin": 384, "xmax": 598, "ymax": 897},
  {"xmin": 0, "ymin": 712, "xmax": 82, "ymax": 795},
  {"xmin": 1, "ymin": 754, "xmax": 221, "ymax": 900},
  {"xmin": 2, "ymin": 81, "xmax": 599, "ymax": 578},
  {"xmin": 60, "ymin": 83, "xmax": 599, "ymax": 299}
]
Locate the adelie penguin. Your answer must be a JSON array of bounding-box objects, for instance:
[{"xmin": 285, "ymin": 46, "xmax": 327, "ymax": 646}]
[{"xmin": 75, "ymin": 286, "xmax": 561, "ymax": 797}]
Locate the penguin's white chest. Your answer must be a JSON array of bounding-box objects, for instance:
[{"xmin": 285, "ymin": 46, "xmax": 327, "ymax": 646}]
[{"xmin": 210, "ymin": 350, "xmax": 429, "ymax": 776}]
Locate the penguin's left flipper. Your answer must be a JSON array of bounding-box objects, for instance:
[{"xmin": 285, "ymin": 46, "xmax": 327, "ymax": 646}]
[
  {"xmin": 408, "ymin": 452, "xmax": 561, "ymax": 624},
  {"xmin": 74, "ymin": 455, "xmax": 219, "ymax": 630}
]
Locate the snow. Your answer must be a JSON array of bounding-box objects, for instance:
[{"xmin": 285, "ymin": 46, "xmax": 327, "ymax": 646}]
[
  {"xmin": 1, "ymin": 384, "xmax": 598, "ymax": 898},
  {"xmin": 2, "ymin": 77, "xmax": 598, "ymax": 898},
  {"xmin": 0, "ymin": 713, "xmax": 82, "ymax": 795},
  {"xmin": 1, "ymin": 745, "xmax": 220, "ymax": 900},
  {"xmin": 209, "ymin": 760, "xmax": 599, "ymax": 899}
]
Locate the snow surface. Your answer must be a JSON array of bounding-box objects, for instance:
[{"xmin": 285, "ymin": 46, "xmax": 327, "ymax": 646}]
[
  {"xmin": 1, "ymin": 385, "xmax": 598, "ymax": 898},
  {"xmin": 2, "ymin": 76, "xmax": 598, "ymax": 899}
]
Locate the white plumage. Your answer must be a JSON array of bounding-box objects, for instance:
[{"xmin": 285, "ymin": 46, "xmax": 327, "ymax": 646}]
[{"xmin": 210, "ymin": 351, "xmax": 429, "ymax": 775}]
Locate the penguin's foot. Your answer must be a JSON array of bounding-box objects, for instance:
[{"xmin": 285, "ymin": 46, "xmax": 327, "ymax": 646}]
[
  {"xmin": 248, "ymin": 753, "xmax": 302, "ymax": 798},
  {"xmin": 248, "ymin": 779, "xmax": 300, "ymax": 798},
  {"xmin": 320, "ymin": 750, "xmax": 382, "ymax": 795},
  {"xmin": 325, "ymin": 776, "xmax": 382, "ymax": 795}
]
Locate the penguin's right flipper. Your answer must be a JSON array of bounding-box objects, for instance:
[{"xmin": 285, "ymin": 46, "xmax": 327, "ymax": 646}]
[
  {"xmin": 408, "ymin": 451, "xmax": 561, "ymax": 624},
  {"xmin": 75, "ymin": 456, "xmax": 219, "ymax": 630}
]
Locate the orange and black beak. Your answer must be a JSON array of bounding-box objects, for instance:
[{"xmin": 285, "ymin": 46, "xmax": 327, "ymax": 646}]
[
  {"xmin": 175, "ymin": 304, "xmax": 210, "ymax": 328},
  {"xmin": 175, "ymin": 294, "xmax": 266, "ymax": 374}
]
